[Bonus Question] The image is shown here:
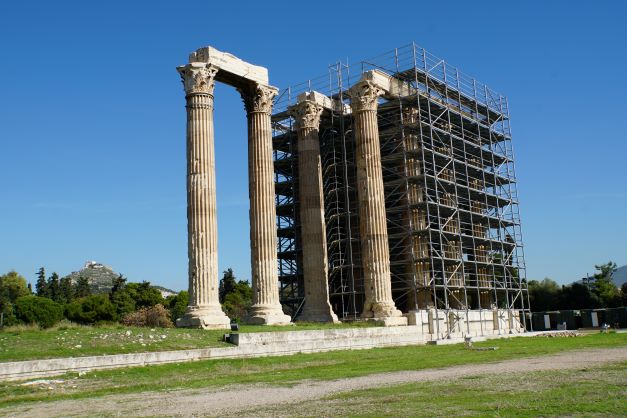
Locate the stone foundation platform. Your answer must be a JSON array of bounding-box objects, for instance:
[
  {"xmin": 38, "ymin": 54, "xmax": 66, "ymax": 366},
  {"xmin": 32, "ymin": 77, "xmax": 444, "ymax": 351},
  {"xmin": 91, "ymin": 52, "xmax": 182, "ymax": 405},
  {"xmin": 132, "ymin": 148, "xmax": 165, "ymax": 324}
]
[
  {"xmin": 406, "ymin": 309, "xmax": 523, "ymax": 339},
  {"xmin": 0, "ymin": 318, "xmax": 528, "ymax": 381}
]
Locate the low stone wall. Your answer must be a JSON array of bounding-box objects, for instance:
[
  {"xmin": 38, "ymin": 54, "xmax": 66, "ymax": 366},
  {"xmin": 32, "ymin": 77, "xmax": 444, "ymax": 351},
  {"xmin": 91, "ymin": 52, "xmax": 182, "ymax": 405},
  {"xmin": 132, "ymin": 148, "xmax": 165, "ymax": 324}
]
[
  {"xmin": 0, "ymin": 326, "xmax": 427, "ymax": 381},
  {"xmin": 231, "ymin": 326, "xmax": 426, "ymax": 349},
  {"xmin": 406, "ymin": 309, "xmax": 524, "ymax": 340},
  {"xmin": 0, "ymin": 348, "xmax": 225, "ymax": 381}
]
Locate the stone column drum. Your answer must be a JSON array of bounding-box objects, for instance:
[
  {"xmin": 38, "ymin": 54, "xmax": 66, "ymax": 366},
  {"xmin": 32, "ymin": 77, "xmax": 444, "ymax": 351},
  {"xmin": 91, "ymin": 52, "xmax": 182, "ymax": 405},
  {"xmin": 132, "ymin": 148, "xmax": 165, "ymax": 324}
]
[
  {"xmin": 176, "ymin": 63, "xmax": 231, "ymax": 329},
  {"xmin": 291, "ymin": 97, "xmax": 339, "ymax": 323},
  {"xmin": 350, "ymin": 80, "xmax": 406, "ymax": 326},
  {"xmin": 241, "ymin": 83, "xmax": 292, "ymax": 325}
]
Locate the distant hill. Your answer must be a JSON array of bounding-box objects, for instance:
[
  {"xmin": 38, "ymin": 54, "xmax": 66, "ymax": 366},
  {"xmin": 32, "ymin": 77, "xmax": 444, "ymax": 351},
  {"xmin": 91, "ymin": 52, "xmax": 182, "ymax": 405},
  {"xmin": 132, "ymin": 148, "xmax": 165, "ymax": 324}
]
[
  {"xmin": 64, "ymin": 261, "xmax": 177, "ymax": 296},
  {"xmin": 612, "ymin": 264, "xmax": 627, "ymax": 287},
  {"xmin": 65, "ymin": 261, "xmax": 120, "ymax": 294}
]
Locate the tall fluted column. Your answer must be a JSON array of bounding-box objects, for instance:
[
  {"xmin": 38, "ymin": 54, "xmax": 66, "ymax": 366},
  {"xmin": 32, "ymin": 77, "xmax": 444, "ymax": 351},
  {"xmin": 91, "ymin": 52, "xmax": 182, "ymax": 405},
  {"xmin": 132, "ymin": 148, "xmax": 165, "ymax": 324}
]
[
  {"xmin": 290, "ymin": 96, "xmax": 339, "ymax": 323},
  {"xmin": 240, "ymin": 83, "xmax": 292, "ymax": 325},
  {"xmin": 176, "ymin": 63, "xmax": 230, "ymax": 329},
  {"xmin": 350, "ymin": 81, "xmax": 406, "ymax": 326}
]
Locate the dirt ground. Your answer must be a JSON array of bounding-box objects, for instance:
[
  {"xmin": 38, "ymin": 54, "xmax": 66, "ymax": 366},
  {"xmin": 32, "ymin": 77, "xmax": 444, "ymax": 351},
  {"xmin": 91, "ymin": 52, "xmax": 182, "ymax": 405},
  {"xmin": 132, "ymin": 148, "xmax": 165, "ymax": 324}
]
[{"xmin": 5, "ymin": 347, "xmax": 626, "ymax": 417}]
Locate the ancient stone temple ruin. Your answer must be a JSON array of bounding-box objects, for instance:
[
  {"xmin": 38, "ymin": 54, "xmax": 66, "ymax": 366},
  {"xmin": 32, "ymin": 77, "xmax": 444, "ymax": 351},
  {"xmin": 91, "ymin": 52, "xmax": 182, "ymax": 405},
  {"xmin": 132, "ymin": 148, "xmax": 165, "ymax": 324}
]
[
  {"xmin": 177, "ymin": 44, "xmax": 530, "ymax": 337},
  {"xmin": 176, "ymin": 47, "xmax": 290, "ymax": 328}
]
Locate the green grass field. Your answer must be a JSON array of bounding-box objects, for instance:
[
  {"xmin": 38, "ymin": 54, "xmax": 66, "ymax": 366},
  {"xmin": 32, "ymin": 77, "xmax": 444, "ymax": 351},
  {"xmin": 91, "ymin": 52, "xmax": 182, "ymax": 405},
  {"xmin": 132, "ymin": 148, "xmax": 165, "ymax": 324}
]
[
  {"xmin": 250, "ymin": 363, "xmax": 627, "ymax": 417},
  {"xmin": 0, "ymin": 321, "xmax": 377, "ymax": 362},
  {"xmin": 0, "ymin": 332, "xmax": 624, "ymax": 409}
]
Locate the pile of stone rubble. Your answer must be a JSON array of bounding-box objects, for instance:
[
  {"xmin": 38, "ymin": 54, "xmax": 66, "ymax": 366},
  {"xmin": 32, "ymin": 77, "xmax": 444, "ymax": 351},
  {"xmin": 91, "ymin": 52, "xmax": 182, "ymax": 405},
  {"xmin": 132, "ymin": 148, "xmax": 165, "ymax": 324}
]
[{"xmin": 535, "ymin": 331, "xmax": 581, "ymax": 338}]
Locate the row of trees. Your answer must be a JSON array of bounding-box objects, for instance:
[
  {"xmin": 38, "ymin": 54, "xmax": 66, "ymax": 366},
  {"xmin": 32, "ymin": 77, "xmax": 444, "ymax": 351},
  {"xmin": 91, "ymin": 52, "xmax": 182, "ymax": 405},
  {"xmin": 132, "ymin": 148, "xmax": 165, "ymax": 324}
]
[
  {"xmin": 0, "ymin": 268, "xmax": 253, "ymax": 329},
  {"xmin": 7, "ymin": 260, "xmax": 619, "ymax": 325},
  {"xmin": 528, "ymin": 261, "xmax": 626, "ymax": 312},
  {"xmin": 35, "ymin": 268, "xmax": 91, "ymax": 302}
]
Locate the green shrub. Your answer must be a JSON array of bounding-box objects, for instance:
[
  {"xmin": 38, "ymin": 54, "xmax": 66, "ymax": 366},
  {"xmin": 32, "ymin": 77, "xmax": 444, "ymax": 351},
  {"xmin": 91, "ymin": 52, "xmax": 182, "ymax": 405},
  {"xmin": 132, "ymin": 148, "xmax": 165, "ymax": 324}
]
[
  {"xmin": 0, "ymin": 302, "xmax": 20, "ymax": 327},
  {"xmin": 0, "ymin": 271, "xmax": 31, "ymax": 304},
  {"xmin": 121, "ymin": 304, "xmax": 173, "ymax": 328},
  {"xmin": 222, "ymin": 281, "xmax": 252, "ymax": 321},
  {"xmin": 125, "ymin": 282, "xmax": 164, "ymax": 309},
  {"xmin": 165, "ymin": 291, "xmax": 188, "ymax": 322},
  {"xmin": 1, "ymin": 271, "xmax": 31, "ymax": 326},
  {"xmin": 14, "ymin": 296, "xmax": 63, "ymax": 328},
  {"xmin": 109, "ymin": 277, "xmax": 136, "ymax": 317},
  {"xmin": 65, "ymin": 294, "xmax": 118, "ymax": 324}
]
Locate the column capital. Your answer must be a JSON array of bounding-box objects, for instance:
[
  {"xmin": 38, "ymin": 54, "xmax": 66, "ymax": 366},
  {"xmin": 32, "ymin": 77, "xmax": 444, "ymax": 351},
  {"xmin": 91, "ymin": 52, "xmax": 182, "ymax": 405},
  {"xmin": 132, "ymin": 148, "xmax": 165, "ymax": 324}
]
[
  {"xmin": 177, "ymin": 63, "xmax": 218, "ymax": 96},
  {"xmin": 239, "ymin": 83, "xmax": 278, "ymax": 115},
  {"xmin": 349, "ymin": 80, "xmax": 384, "ymax": 112},
  {"xmin": 290, "ymin": 99, "xmax": 324, "ymax": 130}
]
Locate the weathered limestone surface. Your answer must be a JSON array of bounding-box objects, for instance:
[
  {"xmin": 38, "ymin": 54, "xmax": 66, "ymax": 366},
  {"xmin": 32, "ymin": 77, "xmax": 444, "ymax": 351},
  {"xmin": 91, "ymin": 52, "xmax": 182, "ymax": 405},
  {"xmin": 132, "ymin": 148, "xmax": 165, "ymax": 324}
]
[
  {"xmin": 190, "ymin": 46, "xmax": 269, "ymax": 86},
  {"xmin": 290, "ymin": 94, "xmax": 338, "ymax": 323},
  {"xmin": 361, "ymin": 69, "xmax": 415, "ymax": 99},
  {"xmin": 176, "ymin": 63, "xmax": 230, "ymax": 330},
  {"xmin": 350, "ymin": 80, "xmax": 406, "ymax": 326},
  {"xmin": 296, "ymin": 90, "xmax": 351, "ymax": 114},
  {"xmin": 241, "ymin": 83, "xmax": 291, "ymax": 325},
  {"xmin": 406, "ymin": 308, "xmax": 523, "ymax": 338},
  {"xmin": 177, "ymin": 46, "xmax": 290, "ymax": 327}
]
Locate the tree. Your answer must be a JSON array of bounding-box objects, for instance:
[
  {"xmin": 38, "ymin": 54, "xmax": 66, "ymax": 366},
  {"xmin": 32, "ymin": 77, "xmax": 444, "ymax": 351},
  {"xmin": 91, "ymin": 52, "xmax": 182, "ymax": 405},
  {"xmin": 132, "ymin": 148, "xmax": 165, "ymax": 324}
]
[
  {"xmin": 222, "ymin": 280, "xmax": 252, "ymax": 321},
  {"xmin": 126, "ymin": 281, "xmax": 163, "ymax": 308},
  {"xmin": 0, "ymin": 271, "xmax": 31, "ymax": 326},
  {"xmin": 65, "ymin": 294, "xmax": 117, "ymax": 324},
  {"xmin": 559, "ymin": 282, "xmax": 599, "ymax": 310},
  {"xmin": 593, "ymin": 261, "xmax": 617, "ymax": 282},
  {"xmin": 74, "ymin": 276, "xmax": 91, "ymax": 299},
  {"xmin": 47, "ymin": 272, "xmax": 60, "ymax": 302},
  {"xmin": 223, "ymin": 283, "xmax": 252, "ymax": 321},
  {"xmin": 165, "ymin": 290, "xmax": 188, "ymax": 322},
  {"xmin": 35, "ymin": 267, "xmax": 48, "ymax": 298},
  {"xmin": 219, "ymin": 268, "xmax": 237, "ymax": 303},
  {"xmin": 59, "ymin": 276, "xmax": 73, "ymax": 304},
  {"xmin": 592, "ymin": 261, "xmax": 620, "ymax": 308},
  {"xmin": 528, "ymin": 278, "xmax": 561, "ymax": 312},
  {"xmin": 217, "ymin": 268, "xmax": 251, "ymax": 321},
  {"xmin": 0, "ymin": 271, "xmax": 30, "ymax": 306},
  {"xmin": 15, "ymin": 295, "xmax": 63, "ymax": 328},
  {"xmin": 109, "ymin": 275, "xmax": 135, "ymax": 317},
  {"xmin": 111, "ymin": 274, "xmax": 126, "ymax": 294}
]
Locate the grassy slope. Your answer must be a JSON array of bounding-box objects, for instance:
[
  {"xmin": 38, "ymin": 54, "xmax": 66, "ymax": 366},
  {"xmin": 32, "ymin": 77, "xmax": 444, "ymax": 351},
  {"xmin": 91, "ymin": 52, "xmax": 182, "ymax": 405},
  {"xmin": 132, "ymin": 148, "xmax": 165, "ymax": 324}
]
[
  {"xmin": 0, "ymin": 333, "xmax": 624, "ymax": 408},
  {"xmin": 0, "ymin": 321, "xmax": 376, "ymax": 362},
  {"xmin": 252, "ymin": 363, "xmax": 627, "ymax": 417},
  {"xmin": 0, "ymin": 325, "xmax": 227, "ymax": 362}
]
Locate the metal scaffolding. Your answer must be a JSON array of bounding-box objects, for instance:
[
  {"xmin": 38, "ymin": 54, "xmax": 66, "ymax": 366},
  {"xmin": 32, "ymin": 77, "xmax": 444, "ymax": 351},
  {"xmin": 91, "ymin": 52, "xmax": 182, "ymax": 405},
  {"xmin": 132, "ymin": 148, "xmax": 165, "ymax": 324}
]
[{"xmin": 272, "ymin": 43, "xmax": 529, "ymax": 329}]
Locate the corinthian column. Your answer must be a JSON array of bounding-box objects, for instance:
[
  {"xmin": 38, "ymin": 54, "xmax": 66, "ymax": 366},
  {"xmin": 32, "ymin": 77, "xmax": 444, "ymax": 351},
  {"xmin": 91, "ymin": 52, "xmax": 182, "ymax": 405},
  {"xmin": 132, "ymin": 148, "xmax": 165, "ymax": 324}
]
[
  {"xmin": 176, "ymin": 63, "xmax": 230, "ymax": 329},
  {"xmin": 349, "ymin": 80, "xmax": 406, "ymax": 326},
  {"xmin": 240, "ymin": 83, "xmax": 292, "ymax": 325},
  {"xmin": 290, "ymin": 95, "xmax": 339, "ymax": 323}
]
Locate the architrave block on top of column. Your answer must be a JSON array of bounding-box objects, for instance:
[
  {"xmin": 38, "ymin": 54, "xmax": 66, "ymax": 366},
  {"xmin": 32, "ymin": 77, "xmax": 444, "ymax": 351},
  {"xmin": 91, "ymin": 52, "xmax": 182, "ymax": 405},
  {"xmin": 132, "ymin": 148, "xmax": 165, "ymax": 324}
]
[{"xmin": 189, "ymin": 46, "xmax": 269, "ymax": 88}]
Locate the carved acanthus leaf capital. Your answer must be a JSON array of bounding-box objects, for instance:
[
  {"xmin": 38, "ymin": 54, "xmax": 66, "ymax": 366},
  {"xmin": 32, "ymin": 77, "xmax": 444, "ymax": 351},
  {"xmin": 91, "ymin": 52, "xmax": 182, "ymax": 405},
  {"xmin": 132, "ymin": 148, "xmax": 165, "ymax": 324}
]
[
  {"xmin": 349, "ymin": 80, "xmax": 384, "ymax": 112},
  {"xmin": 178, "ymin": 64, "xmax": 218, "ymax": 96},
  {"xmin": 239, "ymin": 84, "xmax": 278, "ymax": 114},
  {"xmin": 290, "ymin": 100, "xmax": 324, "ymax": 130}
]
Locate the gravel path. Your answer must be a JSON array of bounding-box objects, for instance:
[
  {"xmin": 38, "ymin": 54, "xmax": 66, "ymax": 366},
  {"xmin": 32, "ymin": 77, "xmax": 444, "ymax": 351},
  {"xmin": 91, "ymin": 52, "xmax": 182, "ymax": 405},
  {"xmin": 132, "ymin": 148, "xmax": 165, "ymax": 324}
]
[{"xmin": 6, "ymin": 347, "xmax": 626, "ymax": 417}]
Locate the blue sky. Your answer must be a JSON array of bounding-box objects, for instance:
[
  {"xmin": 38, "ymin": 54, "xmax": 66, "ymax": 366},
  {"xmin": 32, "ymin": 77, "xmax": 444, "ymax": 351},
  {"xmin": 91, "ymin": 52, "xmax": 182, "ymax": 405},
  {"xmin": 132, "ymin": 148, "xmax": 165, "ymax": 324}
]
[{"xmin": 1, "ymin": 1, "xmax": 625, "ymax": 290}]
